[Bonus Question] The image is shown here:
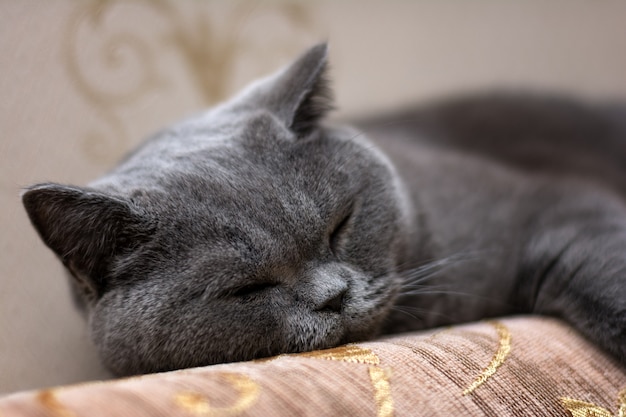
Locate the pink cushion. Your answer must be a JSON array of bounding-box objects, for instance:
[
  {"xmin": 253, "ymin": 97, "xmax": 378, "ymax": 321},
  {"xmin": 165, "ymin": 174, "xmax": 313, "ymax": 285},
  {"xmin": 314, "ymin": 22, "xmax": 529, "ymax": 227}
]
[{"xmin": 1, "ymin": 317, "xmax": 624, "ymax": 416}]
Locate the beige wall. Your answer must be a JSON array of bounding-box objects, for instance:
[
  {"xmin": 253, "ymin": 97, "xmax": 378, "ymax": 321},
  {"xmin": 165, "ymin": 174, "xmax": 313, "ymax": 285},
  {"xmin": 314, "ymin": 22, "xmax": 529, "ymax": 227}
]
[{"xmin": 1, "ymin": 0, "xmax": 625, "ymax": 394}]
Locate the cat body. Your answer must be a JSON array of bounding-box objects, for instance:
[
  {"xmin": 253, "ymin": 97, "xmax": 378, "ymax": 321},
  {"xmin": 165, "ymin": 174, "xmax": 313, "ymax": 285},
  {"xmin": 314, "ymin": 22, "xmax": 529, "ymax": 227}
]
[
  {"xmin": 23, "ymin": 45, "xmax": 625, "ymax": 375},
  {"xmin": 362, "ymin": 97, "xmax": 626, "ymax": 343}
]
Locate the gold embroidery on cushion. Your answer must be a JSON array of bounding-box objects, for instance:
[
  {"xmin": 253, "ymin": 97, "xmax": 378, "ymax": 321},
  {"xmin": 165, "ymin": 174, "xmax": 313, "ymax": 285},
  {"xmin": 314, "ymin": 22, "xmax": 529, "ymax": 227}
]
[
  {"xmin": 36, "ymin": 390, "xmax": 76, "ymax": 417},
  {"xmin": 559, "ymin": 397, "xmax": 613, "ymax": 417},
  {"xmin": 299, "ymin": 344, "xmax": 380, "ymax": 365},
  {"xmin": 462, "ymin": 321, "xmax": 511, "ymax": 396},
  {"xmin": 559, "ymin": 387, "xmax": 626, "ymax": 417},
  {"xmin": 299, "ymin": 345, "xmax": 394, "ymax": 417},
  {"xmin": 174, "ymin": 372, "xmax": 259, "ymax": 416},
  {"xmin": 368, "ymin": 366, "xmax": 394, "ymax": 417}
]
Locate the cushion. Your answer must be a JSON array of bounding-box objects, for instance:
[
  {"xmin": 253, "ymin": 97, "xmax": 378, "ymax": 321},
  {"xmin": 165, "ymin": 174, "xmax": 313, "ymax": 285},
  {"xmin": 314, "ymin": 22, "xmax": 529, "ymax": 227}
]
[{"xmin": 1, "ymin": 316, "xmax": 624, "ymax": 416}]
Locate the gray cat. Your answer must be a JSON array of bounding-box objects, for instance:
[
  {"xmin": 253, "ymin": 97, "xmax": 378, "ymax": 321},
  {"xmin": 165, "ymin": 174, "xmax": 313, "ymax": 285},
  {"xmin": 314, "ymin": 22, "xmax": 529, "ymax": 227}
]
[{"xmin": 22, "ymin": 44, "xmax": 625, "ymax": 376}]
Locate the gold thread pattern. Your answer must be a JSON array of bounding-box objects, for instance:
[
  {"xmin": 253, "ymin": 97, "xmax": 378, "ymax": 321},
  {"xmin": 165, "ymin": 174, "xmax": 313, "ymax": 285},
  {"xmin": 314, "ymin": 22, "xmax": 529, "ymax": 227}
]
[
  {"xmin": 559, "ymin": 387, "xmax": 626, "ymax": 417},
  {"xmin": 618, "ymin": 388, "xmax": 626, "ymax": 417},
  {"xmin": 559, "ymin": 397, "xmax": 614, "ymax": 417},
  {"xmin": 298, "ymin": 345, "xmax": 394, "ymax": 417},
  {"xmin": 368, "ymin": 365, "xmax": 394, "ymax": 417},
  {"xmin": 36, "ymin": 390, "xmax": 76, "ymax": 417},
  {"xmin": 298, "ymin": 344, "xmax": 380, "ymax": 365},
  {"xmin": 462, "ymin": 321, "xmax": 511, "ymax": 396},
  {"xmin": 174, "ymin": 372, "xmax": 259, "ymax": 416}
]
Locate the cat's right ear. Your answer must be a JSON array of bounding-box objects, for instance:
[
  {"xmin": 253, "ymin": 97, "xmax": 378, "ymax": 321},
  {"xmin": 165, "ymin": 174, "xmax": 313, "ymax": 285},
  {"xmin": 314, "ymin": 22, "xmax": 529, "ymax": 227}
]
[
  {"xmin": 233, "ymin": 43, "xmax": 334, "ymax": 137},
  {"xmin": 22, "ymin": 183, "xmax": 152, "ymax": 298}
]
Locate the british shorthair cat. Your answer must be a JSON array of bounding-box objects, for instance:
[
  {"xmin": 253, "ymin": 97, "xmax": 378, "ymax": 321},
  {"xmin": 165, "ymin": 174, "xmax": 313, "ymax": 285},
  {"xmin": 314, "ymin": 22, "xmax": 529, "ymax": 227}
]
[{"xmin": 23, "ymin": 44, "xmax": 625, "ymax": 375}]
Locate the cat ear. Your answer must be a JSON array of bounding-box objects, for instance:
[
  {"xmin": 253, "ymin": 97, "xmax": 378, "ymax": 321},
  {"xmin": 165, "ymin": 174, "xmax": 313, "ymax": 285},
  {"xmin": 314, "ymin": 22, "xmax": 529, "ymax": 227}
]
[
  {"xmin": 22, "ymin": 183, "xmax": 150, "ymax": 296},
  {"xmin": 236, "ymin": 43, "xmax": 334, "ymax": 136}
]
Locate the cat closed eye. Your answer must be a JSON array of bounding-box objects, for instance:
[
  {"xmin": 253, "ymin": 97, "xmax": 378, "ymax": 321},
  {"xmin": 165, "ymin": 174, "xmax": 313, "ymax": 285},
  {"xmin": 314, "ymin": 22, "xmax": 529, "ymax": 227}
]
[
  {"xmin": 329, "ymin": 210, "xmax": 352, "ymax": 255},
  {"xmin": 231, "ymin": 282, "xmax": 278, "ymax": 297}
]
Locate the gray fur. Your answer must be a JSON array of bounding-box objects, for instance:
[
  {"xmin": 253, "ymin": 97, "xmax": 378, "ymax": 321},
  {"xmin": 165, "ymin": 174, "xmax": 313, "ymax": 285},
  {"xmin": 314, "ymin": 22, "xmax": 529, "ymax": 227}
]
[{"xmin": 22, "ymin": 44, "xmax": 625, "ymax": 375}]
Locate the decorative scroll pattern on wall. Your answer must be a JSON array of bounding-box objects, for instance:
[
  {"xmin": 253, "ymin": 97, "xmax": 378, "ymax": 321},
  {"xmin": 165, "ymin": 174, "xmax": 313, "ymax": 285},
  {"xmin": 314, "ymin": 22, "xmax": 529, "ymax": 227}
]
[{"xmin": 63, "ymin": 0, "xmax": 314, "ymax": 162}]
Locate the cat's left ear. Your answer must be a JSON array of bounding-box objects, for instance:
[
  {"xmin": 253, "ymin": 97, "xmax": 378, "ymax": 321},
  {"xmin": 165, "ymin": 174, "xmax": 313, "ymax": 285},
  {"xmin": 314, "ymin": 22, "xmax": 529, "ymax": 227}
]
[
  {"xmin": 22, "ymin": 183, "xmax": 152, "ymax": 298},
  {"xmin": 236, "ymin": 43, "xmax": 334, "ymax": 136}
]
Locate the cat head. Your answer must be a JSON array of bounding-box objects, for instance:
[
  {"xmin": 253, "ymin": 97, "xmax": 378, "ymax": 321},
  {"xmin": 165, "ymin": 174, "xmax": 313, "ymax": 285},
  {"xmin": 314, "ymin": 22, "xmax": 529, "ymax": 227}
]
[{"xmin": 22, "ymin": 44, "xmax": 413, "ymax": 375}]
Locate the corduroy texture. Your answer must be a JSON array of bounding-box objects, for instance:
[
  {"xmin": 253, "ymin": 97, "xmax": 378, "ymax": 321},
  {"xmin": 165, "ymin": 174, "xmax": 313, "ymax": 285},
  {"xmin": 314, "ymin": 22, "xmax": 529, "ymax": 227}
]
[{"xmin": 1, "ymin": 317, "xmax": 624, "ymax": 417}]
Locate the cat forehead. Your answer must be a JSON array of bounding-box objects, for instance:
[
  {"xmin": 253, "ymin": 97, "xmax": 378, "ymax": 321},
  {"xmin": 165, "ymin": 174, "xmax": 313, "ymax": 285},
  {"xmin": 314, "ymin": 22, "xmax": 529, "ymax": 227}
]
[
  {"xmin": 158, "ymin": 109, "xmax": 293, "ymax": 154},
  {"xmin": 185, "ymin": 107, "xmax": 292, "ymax": 140},
  {"xmin": 107, "ymin": 113, "xmax": 362, "ymax": 189},
  {"xmin": 92, "ymin": 113, "xmax": 289, "ymax": 187}
]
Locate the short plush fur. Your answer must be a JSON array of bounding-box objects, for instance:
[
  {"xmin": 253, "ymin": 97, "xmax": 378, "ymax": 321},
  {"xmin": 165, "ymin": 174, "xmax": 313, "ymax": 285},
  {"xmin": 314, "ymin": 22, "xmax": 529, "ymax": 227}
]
[{"xmin": 23, "ymin": 45, "xmax": 625, "ymax": 376}]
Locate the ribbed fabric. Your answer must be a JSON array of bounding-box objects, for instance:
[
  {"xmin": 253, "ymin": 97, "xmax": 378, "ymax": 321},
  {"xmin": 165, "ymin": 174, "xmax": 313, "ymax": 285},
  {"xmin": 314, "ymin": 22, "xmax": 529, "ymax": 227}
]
[{"xmin": 1, "ymin": 317, "xmax": 624, "ymax": 417}]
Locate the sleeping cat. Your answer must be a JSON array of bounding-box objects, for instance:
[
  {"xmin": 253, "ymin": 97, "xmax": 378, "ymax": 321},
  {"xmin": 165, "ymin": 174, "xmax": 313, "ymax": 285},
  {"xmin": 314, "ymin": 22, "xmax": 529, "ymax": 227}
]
[{"xmin": 22, "ymin": 44, "xmax": 625, "ymax": 376}]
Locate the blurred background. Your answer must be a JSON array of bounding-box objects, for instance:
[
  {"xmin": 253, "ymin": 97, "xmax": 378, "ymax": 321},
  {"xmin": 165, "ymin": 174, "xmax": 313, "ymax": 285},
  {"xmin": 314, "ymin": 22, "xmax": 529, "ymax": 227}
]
[{"xmin": 1, "ymin": 0, "xmax": 625, "ymax": 394}]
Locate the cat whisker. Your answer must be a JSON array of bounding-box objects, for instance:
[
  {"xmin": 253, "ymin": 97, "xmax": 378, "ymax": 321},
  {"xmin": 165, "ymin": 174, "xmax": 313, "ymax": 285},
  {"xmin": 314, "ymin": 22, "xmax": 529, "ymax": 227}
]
[
  {"xmin": 400, "ymin": 268, "xmax": 446, "ymax": 287},
  {"xmin": 388, "ymin": 306, "xmax": 424, "ymax": 321},
  {"xmin": 398, "ymin": 248, "xmax": 503, "ymax": 289},
  {"xmin": 397, "ymin": 285, "xmax": 515, "ymax": 309},
  {"xmin": 398, "ymin": 252, "xmax": 472, "ymax": 286},
  {"xmin": 399, "ymin": 280, "xmax": 486, "ymax": 298},
  {"xmin": 399, "ymin": 289, "xmax": 477, "ymax": 297},
  {"xmin": 388, "ymin": 305, "xmax": 458, "ymax": 323}
]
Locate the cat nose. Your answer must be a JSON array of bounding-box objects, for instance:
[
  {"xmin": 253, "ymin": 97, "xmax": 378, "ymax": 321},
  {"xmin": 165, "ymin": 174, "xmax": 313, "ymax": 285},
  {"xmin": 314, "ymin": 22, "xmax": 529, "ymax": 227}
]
[{"xmin": 317, "ymin": 289, "xmax": 346, "ymax": 313}]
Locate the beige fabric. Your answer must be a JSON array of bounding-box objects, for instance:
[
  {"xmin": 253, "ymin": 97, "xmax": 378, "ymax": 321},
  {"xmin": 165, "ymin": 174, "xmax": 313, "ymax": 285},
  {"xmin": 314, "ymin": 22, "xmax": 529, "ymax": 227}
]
[
  {"xmin": 3, "ymin": 0, "xmax": 626, "ymax": 394},
  {"xmin": 1, "ymin": 317, "xmax": 624, "ymax": 417}
]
